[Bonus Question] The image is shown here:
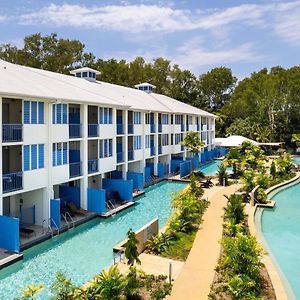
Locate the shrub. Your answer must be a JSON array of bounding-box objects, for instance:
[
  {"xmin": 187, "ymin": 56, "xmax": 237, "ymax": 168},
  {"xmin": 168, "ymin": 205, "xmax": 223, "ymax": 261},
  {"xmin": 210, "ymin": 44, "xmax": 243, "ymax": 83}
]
[
  {"xmin": 255, "ymin": 173, "xmax": 269, "ymax": 189},
  {"xmin": 19, "ymin": 284, "xmax": 44, "ymax": 300},
  {"xmin": 146, "ymin": 233, "xmax": 172, "ymax": 254},
  {"xmin": 217, "ymin": 163, "xmax": 228, "ymax": 186},
  {"xmin": 124, "ymin": 228, "xmax": 141, "ymax": 266},
  {"xmin": 189, "ymin": 173, "xmax": 204, "ymax": 198},
  {"xmin": 124, "ymin": 266, "xmax": 142, "ymax": 299},
  {"xmin": 224, "ymin": 194, "xmax": 246, "ymax": 225},
  {"xmin": 270, "ymin": 161, "xmax": 276, "ymax": 179},
  {"xmin": 256, "ymin": 188, "xmax": 267, "ymax": 204},
  {"xmin": 51, "ymin": 272, "xmax": 76, "ymax": 300},
  {"xmin": 241, "ymin": 169, "xmax": 256, "ymax": 192}
]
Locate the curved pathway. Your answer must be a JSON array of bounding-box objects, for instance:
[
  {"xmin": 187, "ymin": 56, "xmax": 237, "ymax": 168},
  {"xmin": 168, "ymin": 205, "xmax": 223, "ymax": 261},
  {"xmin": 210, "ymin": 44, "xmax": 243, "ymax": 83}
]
[{"xmin": 168, "ymin": 183, "xmax": 242, "ymax": 300}]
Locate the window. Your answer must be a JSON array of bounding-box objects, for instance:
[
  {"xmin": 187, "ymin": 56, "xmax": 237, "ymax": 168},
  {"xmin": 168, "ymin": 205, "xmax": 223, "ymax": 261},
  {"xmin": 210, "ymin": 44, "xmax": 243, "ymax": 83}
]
[
  {"xmin": 175, "ymin": 115, "xmax": 182, "ymax": 124},
  {"xmin": 171, "ymin": 134, "xmax": 174, "ymax": 145},
  {"xmin": 99, "ymin": 107, "xmax": 113, "ymax": 124},
  {"xmin": 145, "ymin": 135, "xmax": 151, "ymax": 148},
  {"xmin": 23, "ymin": 100, "xmax": 44, "ymax": 124},
  {"xmin": 53, "ymin": 142, "xmax": 68, "ymax": 166},
  {"xmin": 162, "ymin": 114, "xmax": 169, "ymax": 125},
  {"xmin": 145, "ymin": 113, "xmax": 150, "ymax": 124},
  {"xmin": 175, "ymin": 133, "xmax": 182, "ymax": 144},
  {"xmin": 52, "ymin": 103, "xmax": 68, "ymax": 124},
  {"xmin": 134, "ymin": 136, "xmax": 141, "ymax": 150},
  {"xmin": 99, "ymin": 139, "xmax": 113, "ymax": 158},
  {"xmin": 76, "ymin": 72, "xmax": 81, "ymax": 78},
  {"xmin": 161, "ymin": 134, "xmax": 169, "ymax": 146},
  {"xmin": 133, "ymin": 112, "xmax": 141, "ymax": 124},
  {"xmin": 83, "ymin": 72, "xmax": 87, "ymax": 77},
  {"xmin": 24, "ymin": 144, "xmax": 45, "ymax": 171}
]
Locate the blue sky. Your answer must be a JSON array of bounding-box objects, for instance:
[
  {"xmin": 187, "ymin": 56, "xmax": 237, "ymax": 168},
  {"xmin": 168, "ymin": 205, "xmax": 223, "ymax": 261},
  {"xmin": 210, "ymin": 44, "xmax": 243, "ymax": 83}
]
[{"xmin": 1, "ymin": 0, "xmax": 300, "ymax": 78}]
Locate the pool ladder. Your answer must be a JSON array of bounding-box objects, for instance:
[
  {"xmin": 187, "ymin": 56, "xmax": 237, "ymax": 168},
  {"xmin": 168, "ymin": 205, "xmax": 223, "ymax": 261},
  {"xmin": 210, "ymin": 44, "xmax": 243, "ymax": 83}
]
[
  {"xmin": 48, "ymin": 218, "xmax": 60, "ymax": 237},
  {"xmin": 106, "ymin": 200, "xmax": 116, "ymax": 217},
  {"xmin": 113, "ymin": 249, "xmax": 125, "ymax": 265},
  {"xmin": 61, "ymin": 212, "xmax": 75, "ymax": 230}
]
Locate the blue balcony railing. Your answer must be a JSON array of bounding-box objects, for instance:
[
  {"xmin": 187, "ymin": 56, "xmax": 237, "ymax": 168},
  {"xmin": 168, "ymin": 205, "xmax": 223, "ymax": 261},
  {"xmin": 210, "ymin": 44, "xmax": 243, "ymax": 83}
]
[
  {"xmin": 128, "ymin": 151, "xmax": 134, "ymax": 161},
  {"xmin": 69, "ymin": 124, "xmax": 82, "ymax": 138},
  {"xmin": 2, "ymin": 124, "xmax": 23, "ymax": 142},
  {"xmin": 158, "ymin": 124, "xmax": 162, "ymax": 133},
  {"xmin": 158, "ymin": 146, "xmax": 162, "ymax": 155},
  {"xmin": 117, "ymin": 124, "xmax": 124, "ymax": 135},
  {"xmin": 3, "ymin": 171, "xmax": 23, "ymax": 193},
  {"xmin": 128, "ymin": 124, "xmax": 134, "ymax": 134},
  {"xmin": 69, "ymin": 162, "xmax": 82, "ymax": 178},
  {"xmin": 150, "ymin": 147, "xmax": 155, "ymax": 156},
  {"xmin": 88, "ymin": 124, "xmax": 99, "ymax": 137},
  {"xmin": 88, "ymin": 159, "xmax": 98, "ymax": 174},
  {"xmin": 181, "ymin": 124, "xmax": 185, "ymax": 132},
  {"xmin": 117, "ymin": 152, "xmax": 124, "ymax": 163},
  {"xmin": 150, "ymin": 124, "xmax": 155, "ymax": 133}
]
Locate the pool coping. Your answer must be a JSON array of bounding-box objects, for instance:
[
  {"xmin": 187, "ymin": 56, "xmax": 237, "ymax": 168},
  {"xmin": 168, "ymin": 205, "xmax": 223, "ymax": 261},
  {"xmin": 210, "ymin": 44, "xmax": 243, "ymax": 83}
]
[{"xmin": 248, "ymin": 172, "xmax": 300, "ymax": 300}]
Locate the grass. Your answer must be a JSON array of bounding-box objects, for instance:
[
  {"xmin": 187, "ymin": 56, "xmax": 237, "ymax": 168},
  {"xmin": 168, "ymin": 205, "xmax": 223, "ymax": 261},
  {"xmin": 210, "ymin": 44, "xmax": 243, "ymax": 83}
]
[{"xmin": 160, "ymin": 230, "xmax": 197, "ymax": 261}]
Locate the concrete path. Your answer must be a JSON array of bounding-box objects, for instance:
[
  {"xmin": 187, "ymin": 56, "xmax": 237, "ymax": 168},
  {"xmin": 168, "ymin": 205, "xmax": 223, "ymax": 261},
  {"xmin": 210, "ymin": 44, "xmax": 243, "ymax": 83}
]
[{"xmin": 168, "ymin": 183, "xmax": 242, "ymax": 300}]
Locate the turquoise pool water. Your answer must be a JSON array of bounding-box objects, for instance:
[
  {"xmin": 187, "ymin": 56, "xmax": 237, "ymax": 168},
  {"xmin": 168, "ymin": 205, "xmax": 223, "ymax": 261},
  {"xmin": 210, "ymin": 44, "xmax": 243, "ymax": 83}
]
[
  {"xmin": 0, "ymin": 181, "xmax": 187, "ymax": 300},
  {"xmin": 292, "ymin": 156, "xmax": 300, "ymax": 165},
  {"xmin": 256, "ymin": 180, "xmax": 300, "ymax": 299},
  {"xmin": 200, "ymin": 160, "xmax": 232, "ymax": 176}
]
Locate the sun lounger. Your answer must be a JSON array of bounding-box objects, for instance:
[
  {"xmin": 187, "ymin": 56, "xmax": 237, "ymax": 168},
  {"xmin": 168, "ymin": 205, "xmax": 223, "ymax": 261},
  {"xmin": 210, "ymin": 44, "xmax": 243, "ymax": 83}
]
[
  {"xmin": 19, "ymin": 226, "xmax": 35, "ymax": 238},
  {"xmin": 68, "ymin": 202, "xmax": 88, "ymax": 216}
]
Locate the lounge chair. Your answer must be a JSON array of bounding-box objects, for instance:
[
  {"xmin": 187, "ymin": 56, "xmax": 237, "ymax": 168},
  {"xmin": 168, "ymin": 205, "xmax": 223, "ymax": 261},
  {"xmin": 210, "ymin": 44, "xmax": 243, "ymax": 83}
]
[
  {"xmin": 20, "ymin": 226, "xmax": 35, "ymax": 238},
  {"xmin": 68, "ymin": 202, "xmax": 88, "ymax": 216}
]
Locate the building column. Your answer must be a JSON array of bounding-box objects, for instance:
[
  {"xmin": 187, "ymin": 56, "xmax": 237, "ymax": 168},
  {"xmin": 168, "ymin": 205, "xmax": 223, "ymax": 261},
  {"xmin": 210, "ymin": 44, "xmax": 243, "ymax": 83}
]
[
  {"xmin": 123, "ymin": 109, "xmax": 128, "ymax": 179},
  {"xmin": 154, "ymin": 112, "xmax": 158, "ymax": 175},
  {"xmin": 0, "ymin": 97, "xmax": 2, "ymax": 215},
  {"xmin": 80, "ymin": 104, "xmax": 88, "ymax": 209}
]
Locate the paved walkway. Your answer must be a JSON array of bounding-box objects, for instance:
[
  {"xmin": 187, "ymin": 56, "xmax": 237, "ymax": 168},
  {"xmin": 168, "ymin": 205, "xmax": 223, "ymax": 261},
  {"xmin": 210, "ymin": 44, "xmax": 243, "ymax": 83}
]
[{"xmin": 168, "ymin": 183, "xmax": 242, "ymax": 300}]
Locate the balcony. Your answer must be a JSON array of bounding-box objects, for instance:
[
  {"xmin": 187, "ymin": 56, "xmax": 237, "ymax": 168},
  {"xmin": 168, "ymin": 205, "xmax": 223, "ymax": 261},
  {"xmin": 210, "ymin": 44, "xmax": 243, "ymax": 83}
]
[
  {"xmin": 128, "ymin": 124, "xmax": 134, "ymax": 134},
  {"xmin": 150, "ymin": 147, "xmax": 155, "ymax": 156},
  {"xmin": 181, "ymin": 124, "xmax": 185, "ymax": 132},
  {"xmin": 2, "ymin": 172, "xmax": 23, "ymax": 193},
  {"xmin": 88, "ymin": 159, "xmax": 98, "ymax": 174},
  {"xmin": 117, "ymin": 124, "xmax": 124, "ymax": 135},
  {"xmin": 158, "ymin": 124, "xmax": 162, "ymax": 133},
  {"xmin": 117, "ymin": 152, "xmax": 124, "ymax": 163},
  {"xmin": 69, "ymin": 162, "xmax": 82, "ymax": 178},
  {"xmin": 150, "ymin": 124, "xmax": 155, "ymax": 133},
  {"xmin": 88, "ymin": 124, "xmax": 99, "ymax": 137},
  {"xmin": 158, "ymin": 146, "xmax": 162, "ymax": 155},
  {"xmin": 2, "ymin": 124, "xmax": 23, "ymax": 142},
  {"xmin": 128, "ymin": 151, "xmax": 134, "ymax": 161},
  {"xmin": 69, "ymin": 124, "xmax": 82, "ymax": 139}
]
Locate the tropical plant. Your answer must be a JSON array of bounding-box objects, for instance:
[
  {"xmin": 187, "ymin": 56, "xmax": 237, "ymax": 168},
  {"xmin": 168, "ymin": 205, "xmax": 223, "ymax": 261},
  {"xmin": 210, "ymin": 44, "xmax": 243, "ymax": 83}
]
[
  {"xmin": 92, "ymin": 266, "xmax": 126, "ymax": 300},
  {"xmin": 146, "ymin": 233, "xmax": 172, "ymax": 254},
  {"xmin": 51, "ymin": 272, "xmax": 76, "ymax": 300},
  {"xmin": 255, "ymin": 173, "xmax": 269, "ymax": 189},
  {"xmin": 256, "ymin": 188, "xmax": 267, "ymax": 204},
  {"xmin": 276, "ymin": 152, "xmax": 293, "ymax": 175},
  {"xmin": 224, "ymin": 194, "xmax": 246, "ymax": 225},
  {"xmin": 124, "ymin": 266, "xmax": 142, "ymax": 299},
  {"xmin": 19, "ymin": 284, "xmax": 44, "ymax": 300},
  {"xmin": 241, "ymin": 169, "xmax": 256, "ymax": 192},
  {"xmin": 217, "ymin": 162, "xmax": 228, "ymax": 186},
  {"xmin": 124, "ymin": 228, "xmax": 141, "ymax": 266},
  {"xmin": 225, "ymin": 148, "xmax": 241, "ymax": 178},
  {"xmin": 291, "ymin": 133, "xmax": 300, "ymax": 149},
  {"xmin": 254, "ymin": 125, "xmax": 272, "ymax": 143},
  {"xmin": 189, "ymin": 173, "xmax": 204, "ymax": 198},
  {"xmin": 270, "ymin": 161, "xmax": 276, "ymax": 179},
  {"xmin": 181, "ymin": 131, "xmax": 205, "ymax": 155}
]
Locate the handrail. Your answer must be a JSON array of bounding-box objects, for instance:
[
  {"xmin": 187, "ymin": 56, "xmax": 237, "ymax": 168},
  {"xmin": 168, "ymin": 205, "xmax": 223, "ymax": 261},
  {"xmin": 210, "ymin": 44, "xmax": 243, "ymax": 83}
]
[
  {"xmin": 65, "ymin": 212, "xmax": 75, "ymax": 228},
  {"xmin": 49, "ymin": 217, "xmax": 60, "ymax": 236},
  {"xmin": 113, "ymin": 249, "xmax": 125, "ymax": 265},
  {"xmin": 61, "ymin": 213, "xmax": 70, "ymax": 230}
]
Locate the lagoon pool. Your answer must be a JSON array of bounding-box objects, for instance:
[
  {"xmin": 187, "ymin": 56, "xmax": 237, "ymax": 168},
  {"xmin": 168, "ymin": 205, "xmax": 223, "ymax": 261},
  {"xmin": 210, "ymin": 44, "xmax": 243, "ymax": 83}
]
[
  {"xmin": 200, "ymin": 160, "xmax": 232, "ymax": 176},
  {"xmin": 292, "ymin": 156, "xmax": 300, "ymax": 165},
  {"xmin": 256, "ymin": 180, "xmax": 300, "ymax": 299},
  {"xmin": 0, "ymin": 181, "xmax": 187, "ymax": 299}
]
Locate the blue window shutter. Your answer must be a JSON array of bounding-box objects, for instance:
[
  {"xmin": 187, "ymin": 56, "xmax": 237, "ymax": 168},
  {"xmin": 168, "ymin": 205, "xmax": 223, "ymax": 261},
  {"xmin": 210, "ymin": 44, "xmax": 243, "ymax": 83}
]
[
  {"xmin": 24, "ymin": 145, "xmax": 30, "ymax": 171},
  {"xmin": 38, "ymin": 102, "xmax": 44, "ymax": 124},
  {"xmin": 63, "ymin": 142, "xmax": 68, "ymax": 164},
  {"xmin": 99, "ymin": 108, "xmax": 103, "ymax": 124},
  {"xmin": 52, "ymin": 104, "xmax": 56, "ymax": 124},
  {"xmin": 63, "ymin": 104, "xmax": 68, "ymax": 124},
  {"xmin": 109, "ymin": 108, "xmax": 112, "ymax": 124},
  {"xmin": 104, "ymin": 108, "xmax": 108, "ymax": 124},
  {"xmin": 31, "ymin": 102, "xmax": 37, "ymax": 124},
  {"xmin": 24, "ymin": 101, "xmax": 30, "ymax": 124},
  {"xmin": 57, "ymin": 104, "xmax": 62, "ymax": 124},
  {"xmin": 31, "ymin": 144, "xmax": 37, "ymax": 170},
  {"xmin": 38, "ymin": 144, "xmax": 44, "ymax": 168},
  {"xmin": 52, "ymin": 144, "xmax": 56, "ymax": 166}
]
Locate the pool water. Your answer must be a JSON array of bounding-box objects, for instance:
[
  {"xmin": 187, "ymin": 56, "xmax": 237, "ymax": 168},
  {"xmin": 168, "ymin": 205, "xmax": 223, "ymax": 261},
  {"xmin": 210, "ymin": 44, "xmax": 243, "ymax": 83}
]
[
  {"xmin": 0, "ymin": 181, "xmax": 187, "ymax": 300},
  {"xmin": 200, "ymin": 160, "xmax": 232, "ymax": 176},
  {"xmin": 292, "ymin": 156, "xmax": 300, "ymax": 165},
  {"xmin": 257, "ymin": 181, "xmax": 300, "ymax": 299}
]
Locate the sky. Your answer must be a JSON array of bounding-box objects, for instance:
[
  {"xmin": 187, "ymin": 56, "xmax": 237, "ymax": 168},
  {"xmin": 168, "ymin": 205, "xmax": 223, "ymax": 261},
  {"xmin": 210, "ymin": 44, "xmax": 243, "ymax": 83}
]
[{"xmin": 1, "ymin": 0, "xmax": 300, "ymax": 79}]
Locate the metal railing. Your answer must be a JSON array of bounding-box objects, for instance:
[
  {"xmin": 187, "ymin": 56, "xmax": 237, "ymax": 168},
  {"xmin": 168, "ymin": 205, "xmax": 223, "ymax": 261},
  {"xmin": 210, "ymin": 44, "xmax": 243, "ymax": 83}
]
[
  {"xmin": 69, "ymin": 162, "xmax": 82, "ymax": 178},
  {"xmin": 128, "ymin": 123, "xmax": 134, "ymax": 134},
  {"xmin": 88, "ymin": 159, "xmax": 98, "ymax": 174},
  {"xmin": 2, "ymin": 124, "xmax": 23, "ymax": 142},
  {"xmin": 117, "ymin": 152, "xmax": 124, "ymax": 163},
  {"xmin": 69, "ymin": 124, "xmax": 82, "ymax": 138},
  {"xmin": 49, "ymin": 217, "xmax": 60, "ymax": 236},
  {"xmin": 2, "ymin": 171, "xmax": 23, "ymax": 193},
  {"xmin": 113, "ymin": 249, "xmax": 125, "ymax": 265},
  {"xmin": 65, "ymin": 211, "xmax": 75, "ymax": 229},
  {"xmin": 116, "ymin": 124, "xmax": 124, "ymax": 135},
  {"xmin": 88, "ymin": 124, "xmax": 99, "ymax": 137},
  {"xmin": 150, "ymin": 124, "xmax": 155, "ymax": 133},
  {"xmin": 128, "ymin": 150, "xmax": 134, "ymax": 161}
]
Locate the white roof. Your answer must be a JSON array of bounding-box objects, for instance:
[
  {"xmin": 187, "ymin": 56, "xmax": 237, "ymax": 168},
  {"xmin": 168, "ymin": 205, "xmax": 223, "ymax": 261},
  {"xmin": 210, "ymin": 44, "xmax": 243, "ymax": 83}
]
[
  {"xmin": 0, "ymin": 59, "xmax": 216, "ymax": 117},
  {"xmin": 70, "ymin": 67, "xmax": 100, "ymax": 75},
  {"xmin": 134, "ymin": 82, "xmax": 156, "ymax": 88},
  {"xmin": 215, "ymin": 135, "xmax": 259, "ymax": 147}
]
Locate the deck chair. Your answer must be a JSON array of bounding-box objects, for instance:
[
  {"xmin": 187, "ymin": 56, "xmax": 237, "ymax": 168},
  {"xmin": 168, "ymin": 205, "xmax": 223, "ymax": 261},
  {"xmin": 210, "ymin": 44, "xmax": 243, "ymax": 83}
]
[{"xmin": 68, "ymin": 202, "xmax": 88, "ymax": 216}]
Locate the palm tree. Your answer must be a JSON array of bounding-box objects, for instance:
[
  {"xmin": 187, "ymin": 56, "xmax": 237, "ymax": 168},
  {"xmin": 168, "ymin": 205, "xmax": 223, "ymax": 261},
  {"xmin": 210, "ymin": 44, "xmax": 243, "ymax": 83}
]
[
  {"xmin": 19, "ymin": 284, "xmax": 44, "ymax": 300},
  {"xmin": 291, "ymin": 134, "xmax": 300, "ymax": 149},
  {"xmin": 254, "ymin": 125, "xmax": 272, "ymax": 143},
  {"xmin": 225, "ymin": 148, "xmax": 241, "ymax": 178},
  {"xmin": 181, "ymin": 131, "xmax": 205, "ymax": 155},
  {"xmin": 124, "ymin": 228, "xmax": 141, "ymax": 266}
]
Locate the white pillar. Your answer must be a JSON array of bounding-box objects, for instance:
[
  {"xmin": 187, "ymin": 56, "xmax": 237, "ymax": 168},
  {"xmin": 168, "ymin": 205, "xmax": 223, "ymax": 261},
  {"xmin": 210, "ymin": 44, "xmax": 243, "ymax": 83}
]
[
  {"xmin": 80, "ymin": 104, "xmax": 88, "ymax": 209},
  {"xmin": 124, "ymin": 109, "xmax": 128, "ymax": 179},
  {"xmin": 154, "ymin": 112, "xmax": 158, "ymax": 175}
]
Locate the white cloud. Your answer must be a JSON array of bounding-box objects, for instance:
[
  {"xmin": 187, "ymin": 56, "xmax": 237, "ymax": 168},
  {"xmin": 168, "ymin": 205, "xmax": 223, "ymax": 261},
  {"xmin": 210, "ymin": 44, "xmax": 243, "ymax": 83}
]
[{"xmin": 0, "ymin": 15, "xmax": 7, "ymax": 23}]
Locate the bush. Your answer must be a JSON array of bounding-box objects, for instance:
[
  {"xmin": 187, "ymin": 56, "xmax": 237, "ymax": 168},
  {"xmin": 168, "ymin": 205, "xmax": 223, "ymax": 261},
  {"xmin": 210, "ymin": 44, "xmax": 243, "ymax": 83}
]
[
  {"xmin": 124, "ymin": 228, "xmax": 141, "ymax": 266},
  {"xmin": 255, "ymin": 173, "xmax": 269, "ymax": 189},
  {"xmin": 270, "ymin": 161, "xmax": 276, "ymax": 179},
  {"xmin": 224, "ymin": 194, "xmax": 246, "ymax": 225},
  {"xmin": 256, "ymin": 188, "xmax": 267, "ymax": 204},
  {"xmin": 217, "ymin": 163, "xmax": 229, "ymax": 186},
  {"xmin": 189, "ymin": 173, "xmax": 204, "ymax": 198},
  {"xmin": 51, "ymin": 272, "xmax": 75, "ymax": 300},
  {"xmin": 242, "ymin": 169, "xmax": 256, "ymax": 192},
  {"xmin": 146, "ymin": 233, "xmax": 172, "ymax": 254}
]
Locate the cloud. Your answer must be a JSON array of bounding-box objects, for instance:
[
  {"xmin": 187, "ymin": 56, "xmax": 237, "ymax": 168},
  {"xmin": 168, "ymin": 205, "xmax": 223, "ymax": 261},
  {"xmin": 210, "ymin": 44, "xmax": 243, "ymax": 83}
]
[{"xmin": 0, "ymin": 15, "xmax": 7, "ymax": 23}]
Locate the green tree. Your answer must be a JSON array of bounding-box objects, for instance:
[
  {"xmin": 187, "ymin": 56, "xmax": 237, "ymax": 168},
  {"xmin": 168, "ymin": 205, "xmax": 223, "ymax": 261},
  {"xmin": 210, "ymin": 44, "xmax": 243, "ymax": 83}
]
[
  {"xmin": 291, "ymin": 134, "xmax": 300, "ymax": 149},
  {"xmin": 225, "ymin": 148, "xmax": 241, "ymax": 178},
  {"xmin": 181, "ymin": 131, "xmax": 205, "ymax": 155},
  {"xmin": 224, "ymin": 194, "xmax": 246, "ymax": 225},
  {"xmin": 51, "ymin": 272, "xmax": 75, "ymax": 300},
  {"xmin": 270, "ymin": 161, "xmax": 276, "ymax": 178},
  {"xmin": 124, "ymin": 228, "xmax": 141, "ymax": 266},
  {"xmin": 216, "ymin": 163, "xmax": 228, "ymax": 186}
]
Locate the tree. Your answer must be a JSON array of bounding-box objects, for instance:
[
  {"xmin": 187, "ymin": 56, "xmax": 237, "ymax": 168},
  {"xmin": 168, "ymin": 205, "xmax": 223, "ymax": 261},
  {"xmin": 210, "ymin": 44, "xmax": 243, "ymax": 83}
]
[
  {"xmin": 124, "ymin": 228, "xmax": 141, "ymax": 266},
  {"xmin": 291, "ymin": 134, "xmax": 300, "ymax": 149},
  {"xmin": 181, "ymin": 131, "xmax": 205, "ymax": 156},
  {"xmin": 217, "ymin": 163, "xmax": 228, "ymax": 186},
  {"xmin": 19, "ymin": 284, "xmax": 44, "ymax": 300},
  {"xmin": 225, "ymin": 148, "xmax": 241, "ymax": 178},
  {"xmin": 51, "ymin": 272, "xmax": 76, "ymax": 300}
]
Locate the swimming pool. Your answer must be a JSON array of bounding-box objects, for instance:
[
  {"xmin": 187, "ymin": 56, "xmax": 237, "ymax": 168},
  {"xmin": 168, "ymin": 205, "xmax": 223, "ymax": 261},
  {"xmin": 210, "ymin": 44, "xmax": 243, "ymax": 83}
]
[
  {"xmin": 200, "ymin": 160, "xmax": 232, "ymax": 176},
  {"xmin": 255, "ymin": 180, "xmax": 300, "ymax": 299},
  {"xmin": 0, "ymin": 181, "xmax": 187, "ymax": 299},
  {"xmin": 292, "ymin": 156, "xmax": 300, "ymax": 165}
]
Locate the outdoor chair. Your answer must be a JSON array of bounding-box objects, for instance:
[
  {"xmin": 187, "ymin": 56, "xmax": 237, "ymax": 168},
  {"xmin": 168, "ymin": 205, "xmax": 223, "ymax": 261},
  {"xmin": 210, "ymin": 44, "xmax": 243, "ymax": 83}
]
[{"xmin": 68, "ymin": 202, "xmax": 89, "ymax": 216}]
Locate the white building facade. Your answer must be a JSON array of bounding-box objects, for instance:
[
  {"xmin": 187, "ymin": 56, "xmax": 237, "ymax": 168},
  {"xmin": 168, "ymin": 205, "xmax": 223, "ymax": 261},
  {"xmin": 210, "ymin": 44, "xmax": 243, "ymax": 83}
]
[{"xmin": 0, "ymin": 60, "xmax": 216, "ymax": 234}]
